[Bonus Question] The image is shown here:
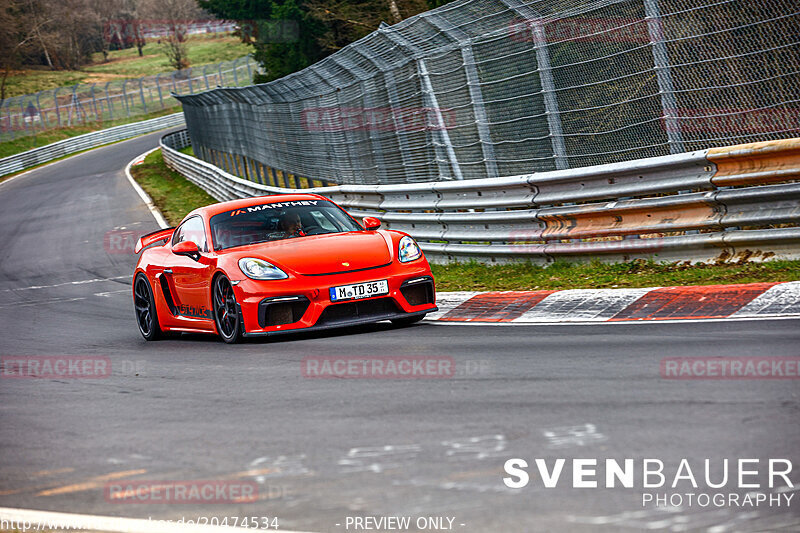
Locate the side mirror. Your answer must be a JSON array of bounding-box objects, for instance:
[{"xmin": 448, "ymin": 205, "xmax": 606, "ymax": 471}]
[
  {"xmin": 172, "ymin": 240, "xmax": 200, "ymax": 261},
  {"xmin": 362, "ymin": 217, "xmax": 381, "ymax": 230}
]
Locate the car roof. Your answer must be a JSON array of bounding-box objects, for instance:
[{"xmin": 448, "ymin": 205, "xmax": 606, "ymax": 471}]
[{"xmin": 185, "ymin": 193, "xmax": 331, "ymax": 220}]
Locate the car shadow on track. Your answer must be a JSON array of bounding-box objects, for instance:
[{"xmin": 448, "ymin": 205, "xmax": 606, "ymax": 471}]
[{"xmin": 168, "ymin": 320, "xmax": 428, "ymax": 345}]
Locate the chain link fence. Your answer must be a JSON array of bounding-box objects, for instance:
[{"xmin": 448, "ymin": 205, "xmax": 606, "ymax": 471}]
[
  {"xmin": 0, "ymin": 56, "xmax": 256, "ymax": 143},
  {"xmin": 175, "ymin": 0, "xmax": 800, "ymax": 186}
]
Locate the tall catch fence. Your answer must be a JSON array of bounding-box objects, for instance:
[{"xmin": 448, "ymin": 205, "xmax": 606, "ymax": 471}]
[
  {"xmin": 176, "ymin": 0, "xmax": 800, "ymax": 186},
  {"xmin": 1, "ymin": 56, "xmax": 256, "ymax": 143}
]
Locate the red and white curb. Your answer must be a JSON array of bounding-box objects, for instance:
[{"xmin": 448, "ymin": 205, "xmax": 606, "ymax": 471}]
[{"xmin": 426, "ymin": 281, "xmax": 800, "ymax": 323}]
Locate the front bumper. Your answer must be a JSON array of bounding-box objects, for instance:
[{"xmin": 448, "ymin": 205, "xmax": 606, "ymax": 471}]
[{"xmin": 233, "ymin": 263, "xmax": 437, "ymax": 337}]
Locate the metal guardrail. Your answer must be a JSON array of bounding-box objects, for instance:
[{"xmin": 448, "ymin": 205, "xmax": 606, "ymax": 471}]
[
  {"xmin": 161, "ymin": 130, "xmax": 800, "ymax": 264},
  {"xmin": 0, "ymin": 113, "xmax": 185, "ymax": 177},
  {"xmin": 175, "ymin": 0, "xmax": 800, "ymax": 186}
]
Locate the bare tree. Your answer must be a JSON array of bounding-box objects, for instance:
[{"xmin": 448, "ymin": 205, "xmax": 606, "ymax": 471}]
[
  {"xmin": 91, "ymin": 0, "xmax": 125, "ymax": 62},
  {"xmin": 139, "ymin": 0, "xmax": 205, "ymax": 71}
]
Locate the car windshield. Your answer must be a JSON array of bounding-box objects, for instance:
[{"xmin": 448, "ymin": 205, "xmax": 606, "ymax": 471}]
[{"xmin": 209, "ymin": 199, "xmax": 363, "ymax": 250}]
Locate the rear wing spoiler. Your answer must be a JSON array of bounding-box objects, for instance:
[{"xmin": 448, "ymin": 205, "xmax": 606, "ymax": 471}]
[{"xmin": 134, "ymin": 227, "xmax": 175, "ymax": 254}]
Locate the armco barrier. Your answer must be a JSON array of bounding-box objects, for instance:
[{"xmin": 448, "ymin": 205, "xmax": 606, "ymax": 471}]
[
  {"xmin": 160, "ymin": 131, "xmax": 800, "ymax": 264},
  {"xmin": 0, "ymin": 113, "xmax": 185, "ymax": 177}
]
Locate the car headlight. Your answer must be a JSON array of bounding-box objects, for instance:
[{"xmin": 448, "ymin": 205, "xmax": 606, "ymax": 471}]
[
  {"xmin": 398, "ymin": 236, "xmax": 422, "ymax": 263},
  {"xmin": 238, "ymin": 258, "xmax": 288, "ymax": 280}
]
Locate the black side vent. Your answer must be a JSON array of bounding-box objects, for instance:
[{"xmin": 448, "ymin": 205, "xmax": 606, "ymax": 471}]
[
  {"xmin": 399, "ymin": 276, "xmax": 435, "ymax": 306},
  {"xmin": 258, "ymin": 296, "xmax": 310, "ymax": 327}
]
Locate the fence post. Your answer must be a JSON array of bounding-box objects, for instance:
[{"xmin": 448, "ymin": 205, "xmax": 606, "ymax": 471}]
[
  {"xmin": 232, "ymin": 58, "xmax": 239, "ymax": 86},
  {"xmin": 245, "ymin": 56, "xmax": 253, "ymax": 80},
  {"xmin": 353, "ymin": 42, "xmax": 414, "ymax": 183},
  {"xmin": 139, "ymin": 78, "xmax": 148, "ymax": 114},
  {"xmin": 499, "ymin": 0, "xmax": 568, "ymax": 170},
  {"xmin": 203, "ymin": 66, "xmax": 210, "ymax": 90},
  {"xmin": 122, "ymin": 80, "xmax": 131, "ymax": 117},
  {"xmin": 328, "ymin": 55, "xmax": 389, "ymax": 184},
  {"xmin": 53, "ymin": 87, "xmax": 62, "ymax": 127},
  {"xmin": 218, "ymin": 62, "xmax": 225, "ymax": 87},
  {"xmin": 104, "ymin": 82, "xmax": 115, "ymax": 121},
  {"xmin": 380, "ymin": 26, "xmax": 464, "ymax": 180},
  {"xmin": 644, "ymin": 0, "xmax": 684, "ymax": 154},
  {"xmin": 36, "ymin": 91, "xmax": 46, "ymax": 128},
  {"xmin": 156, "ymin": 73, "xmax": 165, "ymax": 108},
  {"xmin": 90, "ymin": 85, "xmax": 99, "ymax": 122},
  {"xmin": 425, "ymin": 13, "xmax": 499, "ymax": 179},
  {"xmin": 418, "ymin": 58, "xmax": 464, "ymax": 180}
]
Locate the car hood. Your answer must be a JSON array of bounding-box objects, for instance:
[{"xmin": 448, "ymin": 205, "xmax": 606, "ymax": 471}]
[{"xmin": 249, "ymin": 231, "xmax": 393, "ymax": 275}]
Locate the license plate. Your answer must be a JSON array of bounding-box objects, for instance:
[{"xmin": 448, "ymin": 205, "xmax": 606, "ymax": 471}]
[{"xmin": 330, "ymin": 280, "xmax": 389, "ymax": 302}]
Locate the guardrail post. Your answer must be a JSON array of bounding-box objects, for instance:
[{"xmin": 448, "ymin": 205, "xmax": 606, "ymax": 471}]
[
  {"xmin": 424, "ymin": 13, "xmax": 499, "ymax": 179},
  {"xmin": 644, "ymin": 0, "xmax": 685, "ymax": 154},
  {"xmin": 499, "ymin": 0, "xmax": 568, "ymax": 170}
]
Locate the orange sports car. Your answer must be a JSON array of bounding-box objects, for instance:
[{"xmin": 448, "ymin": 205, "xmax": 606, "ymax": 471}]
[{"xmin": 132, "ymin": 194, "xmax": 437, "ymax": 343}]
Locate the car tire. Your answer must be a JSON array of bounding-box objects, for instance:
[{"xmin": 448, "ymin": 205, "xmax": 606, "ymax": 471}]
[
  {"xmin": 133, "ymin": 273, "xmax": 162, "ymax": 341},
  {"xmin": 391, "ymin": 314, "xmax": 426, "ymax": 327},
  {"xmin": 213, "ymin": 274, "xmax": 243, "ymax": 344}
]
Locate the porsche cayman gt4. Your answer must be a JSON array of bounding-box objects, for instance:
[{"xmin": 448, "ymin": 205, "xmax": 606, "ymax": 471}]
[{"xmin": 132, "ymin": 194, "xmax": 437, "ymax": 343}]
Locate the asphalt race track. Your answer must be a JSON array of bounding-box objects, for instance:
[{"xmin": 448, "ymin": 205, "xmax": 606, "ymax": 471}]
[{"xmin": 1, "ymin": 131, "xmax": 799, "ymax": 532}]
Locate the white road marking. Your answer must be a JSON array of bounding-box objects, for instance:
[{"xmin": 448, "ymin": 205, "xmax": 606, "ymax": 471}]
[
  {"xmin": 441, "ymin": 435, "xmax": 507, "ymax": 460},
  {"xmin": 0, "ymin": 507, "xmax": 319, "ymax": 533},
  {"xmin": 0, "ymin": 296, "xmax": 88, "ymax": 309},
  {"xmin": 125, "ymin": 148, "xmax": 169, "ymax": 229},
  {"xmin": 543, "ymin": 423, "xmax": 607, "ymax": 449},
  {"xmin": 95, "ymin": 289, "xmax": 130, "ymax": 297},
  {"xmin": 1, "ymin": 275, "xmax": 131, "ymax": 292}
]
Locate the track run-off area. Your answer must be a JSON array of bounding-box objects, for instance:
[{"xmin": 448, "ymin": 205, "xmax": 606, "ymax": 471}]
[{"xmin": 0, "ymin": 130, "xmax": 799, "ymax": 533}]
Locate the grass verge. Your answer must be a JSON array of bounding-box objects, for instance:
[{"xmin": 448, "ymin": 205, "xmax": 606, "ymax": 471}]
[
  {"xmin": 4, "ymin": 35, "xmax": 249, "ymax": 96},
  {"xmin": 130, "ymin": 149, "xmax": 216, "ymax": 226},
  {"xmin": 132, "ymin": 149, "xmax": 800, "ymax": 290}
]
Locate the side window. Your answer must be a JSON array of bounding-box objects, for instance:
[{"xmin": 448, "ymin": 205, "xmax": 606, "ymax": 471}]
[
  {"xmin": 310, "ymin": 210, "xmax": 337, "ymax": 231},
  {"xmin": 172, "ymin": 216, "xmax": 207, "ymax": 252}
]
